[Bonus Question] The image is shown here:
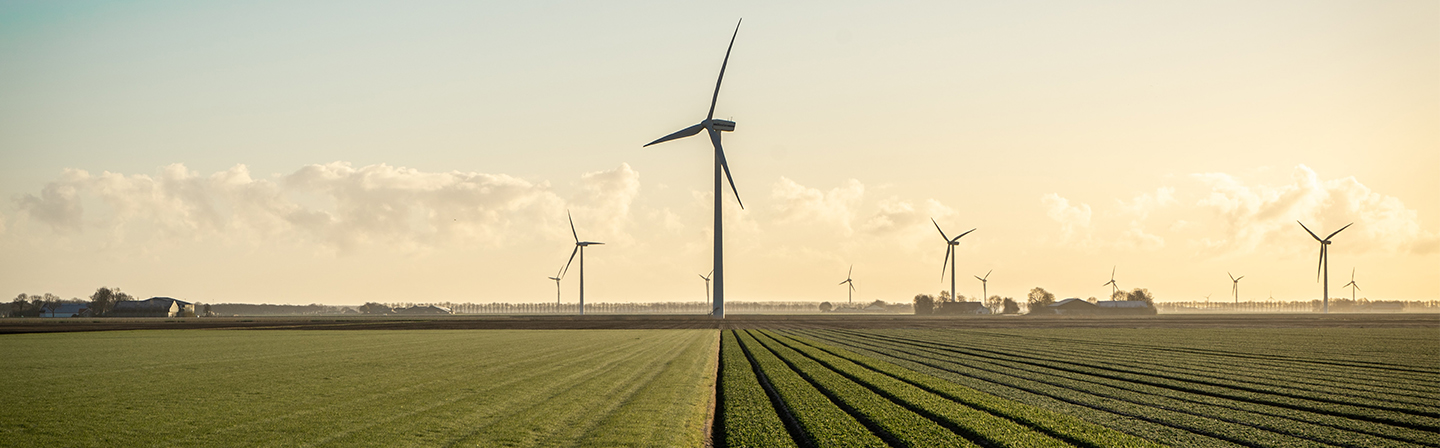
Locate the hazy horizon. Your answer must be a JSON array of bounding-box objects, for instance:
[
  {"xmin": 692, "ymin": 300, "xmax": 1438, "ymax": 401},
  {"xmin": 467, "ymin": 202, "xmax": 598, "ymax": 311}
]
[{"xmin": 2, "ymin": 1, "xmax": 1436, "ymax": 306}]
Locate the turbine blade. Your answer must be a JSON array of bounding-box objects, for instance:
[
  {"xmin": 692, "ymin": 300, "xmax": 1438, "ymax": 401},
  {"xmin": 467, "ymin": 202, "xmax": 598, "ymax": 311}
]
[
  {"xmin": 1316, "ymin": 245, "xmax": 1324, "ymax": 282},
  {"xmin": 562, "ymin": 246, "xmax": 579, "ymax": 277},
  {"xmin": 1228, "ymin": 272, "xmax": 1235, "ymax": 282},
  {"xmin": 940, "ymin": 246, "xmax": 952, "ymax": 281},
  {"xmin": 850, "ymin": 282, "xmax": 856, "ymax": 292},
  {"xmin": 708, "ymin": 19, "xmax": 742, "ymax": 121},
  {"xmin": 1237, "ymin": 276, "xmax": 1244, "ymax": 281},
  {"xmin": 952, "ymin": 228, "xmax": 977, "ymax": 242},
  {"xmin": 700, "ymin": 274, "xmax": 708, "ymax": 280},
  {"xmin": 848, "ymin": 265, "xmax": 853, "ymax": 278},
  {"xmin": 931, "ymin": 218, "xmax": 949, "ymax": 241},
  {"xmin": 1326, "ymin": 222, "xmax": 1354, "ymax": 240},
  {"xmin": 568, "ymin": 210, "xmax": 579, "ymax": 243},
  {"xmin": 1354, "ymin": 284, "xmax": 1361, "ymax": 291},
  {"xmin": 644, "ymin": 123, "xmax": 705, "ymax": 147},
  {"xmin": 838, "ymin": 279, "xmax": 848, "ymax": 285},
  {"xmin": 710, "ymin": 128, "xmax": 744, "ymax": 209},
  {"xmin": 974, "ymin": 276, "xmax": 984, "ymax": 281},
  {"xmin": 1298, "ymin": 221, "xmax": 1323, "ymax": 241},
  {"xmin": 985, "ymin": 269, "xmax": 992, "ymax": 279}
]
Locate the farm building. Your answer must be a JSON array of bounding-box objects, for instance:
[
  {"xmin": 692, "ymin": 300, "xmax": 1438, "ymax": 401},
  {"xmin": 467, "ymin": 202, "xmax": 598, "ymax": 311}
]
[
  {"xmin": 1095, "ymin": 300, "xmax": 1157, "ymax": 315},
  {"xmin": 42, "ymin": 303, "xmax": 90, "ymax": 318},
  {"xmin": 109, "ymin": 297, "xmax": 196, "ymax": 317},
  {"xmin": 394, "ymin": 305, "xmax": 453, "ymax": 315},
  {"xmin": 1045, "ymin": 298, "xmax": 1101, "ymax": 315},
  {"xmin": 934, "ymin": 302, "xmax": 991, "ymax": 315}
]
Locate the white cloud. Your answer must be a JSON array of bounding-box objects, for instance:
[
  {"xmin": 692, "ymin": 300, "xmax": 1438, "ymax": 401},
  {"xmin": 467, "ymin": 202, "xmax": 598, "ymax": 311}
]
[
  {"xmin": 770, "ymin": 177, "xmax": 864, "ymax": 234},
  {"xmin": 860, "ymin": 198, "xmax": 955, "ymax": 238},
  {"xmin": 10, "ymin": 162, "xmax": 650, "ymax": 254},
  {"xmin": 1041, "ymin": 193, "xmax": 1092, "ymax": 243},
  {"xmin": 1192, "ymin": 165, "xmax": 1438, "ymax": 255}
]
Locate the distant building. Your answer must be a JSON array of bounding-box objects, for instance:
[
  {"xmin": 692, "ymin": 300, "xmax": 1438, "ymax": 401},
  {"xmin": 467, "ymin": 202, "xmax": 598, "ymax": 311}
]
[
  {"xmin": 394, "ymin": 305, "xmax": 453, "ymax": 315},
  {"xmin": 42, "ymin": 303, "xmax": 89, "ymax": 318},
  {"xmin": 1046, "ymin": 298, "xmax": 1100, "ymax": 315},
  {"xmin": 935, "ymin": 301, "xmax": 992, "ymax": 315},
  {"xmin": 109, "ymin": 297, "xmax": 195, "ymax": 318}
]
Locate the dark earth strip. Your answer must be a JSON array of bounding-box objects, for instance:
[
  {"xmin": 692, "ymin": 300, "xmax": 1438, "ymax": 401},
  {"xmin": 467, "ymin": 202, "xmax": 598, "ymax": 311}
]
[{"xmin": 1, "ymin": 313, "xmax": 1435, "ymax": 334}]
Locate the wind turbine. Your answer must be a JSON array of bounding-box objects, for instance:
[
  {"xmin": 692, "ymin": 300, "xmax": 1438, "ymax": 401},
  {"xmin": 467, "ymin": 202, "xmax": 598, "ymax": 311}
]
[
  {"xmin": 1298, "ymin": 221, "xmax": 1352, "ymax": 313},
  {"xmin": 838, "ymin": 265, "xmax": 856, "ymax": 304},
  {"xmin": 644, "ymin": 19, "xmax": 745, "ymax": 319},
  {"xmin": 932, "ymin": 219, "xmax": 976, "ymax": 304},
  {"xmin": 1102, "ymin": 267, "xmax": 1119, "ymax": 299},
  {"xmin": 1228, "ymin": 272, "xmax": 1244, "ymax": 304},
  {"xmin": 548, "ymin": 267, "xmax": 563, "ymax": 307},
  {"xmin": 699, "ymin": 270, "xmax": 713, "ymax": 310},
  {"xmin": 562, "ymin": 210, "xmax": 604, "ymax": 315},
  {"xmin": 974, "ymin": 269, "xmax": 992, "ymax": 303},
  {"xmin": 1342, "ymin": 268, "xmax": 1361, "ymax": 302}
]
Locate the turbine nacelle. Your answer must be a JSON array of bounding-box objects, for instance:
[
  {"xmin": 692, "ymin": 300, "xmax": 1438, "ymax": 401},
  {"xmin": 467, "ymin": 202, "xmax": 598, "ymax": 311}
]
[{"xmin": 709, "ymin": 119, "xmax": 736, "ymax": 132}]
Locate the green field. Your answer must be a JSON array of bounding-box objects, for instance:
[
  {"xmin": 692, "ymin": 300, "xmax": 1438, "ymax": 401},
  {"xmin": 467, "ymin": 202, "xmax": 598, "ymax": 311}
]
[
  {"xmin": 4, "ymin": 323, "xmax": 1438, "ymax": 447},
  {"xmin": 792, "ymin": 328, "xmax": 1440, "ymax": 447},
  {"xmin": 0, "ymin": 329, "xmax": 717, "ymax": 447}
]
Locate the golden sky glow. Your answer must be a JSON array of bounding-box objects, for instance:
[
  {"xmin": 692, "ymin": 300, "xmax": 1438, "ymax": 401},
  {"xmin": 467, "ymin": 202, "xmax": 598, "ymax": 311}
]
[{"xmin": 1, "ymin": 1, "xmax": 1435, "ymax": 305}]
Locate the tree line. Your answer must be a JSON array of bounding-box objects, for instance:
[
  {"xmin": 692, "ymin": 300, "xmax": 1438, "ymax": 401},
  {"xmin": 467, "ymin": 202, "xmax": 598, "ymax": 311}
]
[
  {"xmin": 913, "ymin": 286, "xmax": 1156, "ymax": 315},
  {"xmin": 5, "ymin": 287, "xmax": 136, "ymax": 318}
]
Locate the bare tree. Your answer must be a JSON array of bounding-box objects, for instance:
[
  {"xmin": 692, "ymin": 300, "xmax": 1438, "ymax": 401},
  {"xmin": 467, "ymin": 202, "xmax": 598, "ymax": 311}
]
[
  {"xmin": 1001, "ymin": 297, "xmax": 1020, "ymax": 314},
  {"xmin": 88, "ymin": 287, "xmax": 132, "ymax": 317},
  {"xmin": 1026, "ymin": 287, "xmax": 1056, "ymax": 314},
  {"xmin": 913, "ymin": 294, "xmax": 935, "ymax": 315},
  {"xmin": 984, "ymin": 295, "xmax": 1002, "ymax": 313},
  {"xmin": 1125, "ymin": 288, "xmax": 1156, "ymax": 305}
]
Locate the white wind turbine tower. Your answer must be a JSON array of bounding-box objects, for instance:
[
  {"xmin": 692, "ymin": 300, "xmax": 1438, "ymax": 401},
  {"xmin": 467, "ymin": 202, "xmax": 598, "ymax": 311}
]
[
  {"xmin": 645, "ymin": 19, "xmax": 746, "ymax": 319},
  {"xmin": 932, "ymin": 219, "xmax": 976, "ymax": 303},
  {"xmin": 548, "ymin": 267, "xmax": 563, "ymax": 307},
  {"xmin": 838, "ymin": 265, "xmax": 856, "ymax": 304},
  {"xmin": 1298, "ymin": 221, "xmax": 1352, "ymax": 313},
  {"xmin": 1342, "ymin": 268, "xmax": 1361, "ymax": 302},
  {"xmin": 1103, "ymin": 267, "xmax": 1120, "ymax": 299},
  {"xmin": 561, "ymin": 210, "xmax": 604, "ymax": 315},
  {"xmin": 699, "ymin": 270, "xmax": 713, "ymax": 311},
  {"xmin": 974, "ymin": 270, "xmax": 992, "ymax": 303},
  {"xmin": 1228, "ymin": 272, "xmax": 1244, "ymax": 304}
]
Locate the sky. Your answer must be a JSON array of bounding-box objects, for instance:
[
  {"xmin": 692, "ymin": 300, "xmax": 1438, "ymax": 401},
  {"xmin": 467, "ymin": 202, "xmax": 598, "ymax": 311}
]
[{"xmin": 1, "ymin": 0, "xmax": 1436, "ymax": 306}]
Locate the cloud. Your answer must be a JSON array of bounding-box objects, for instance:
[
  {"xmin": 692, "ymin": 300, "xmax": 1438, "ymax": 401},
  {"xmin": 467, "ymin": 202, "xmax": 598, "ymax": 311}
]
[
  {"xmin": 770, "ymin": 177, "xmax": 865, "ymax": 234},
  {"xmin": 1041, "ymin": 193, "xmax": 1092, "ymax": 243},
  {"xmin": 860, "ymin": 197, "xmax": 955, "ymax": 238},
  {"xmin": 1192, "ymin": 165, "xmax": 1438, "ymax": 255},
  {"xmin": 10, "ymin": 162, "xmax": 648, "ymax": 253}
]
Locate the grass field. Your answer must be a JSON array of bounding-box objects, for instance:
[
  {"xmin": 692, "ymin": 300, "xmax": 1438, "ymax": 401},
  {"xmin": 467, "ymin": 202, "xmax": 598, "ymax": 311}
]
[
  {"xmin": 792, "ymin": 328, "xmax": 1440, "ymax": 447},
  {"xmin": 0, "ymin": 329, "xmax": 717, "ymax": 447}
]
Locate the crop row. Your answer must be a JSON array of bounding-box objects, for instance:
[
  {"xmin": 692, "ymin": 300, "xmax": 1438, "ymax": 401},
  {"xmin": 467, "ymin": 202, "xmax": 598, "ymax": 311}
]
[
  {"xmin": 796, "ymin": 329, "xmax": 1440, "ymax": 448},
  {"xmin": 718, "ymin": 329, "xmax": 1154, "ymax": 447},
  {"xmin": 947, "ymin": 330, "xmax": 1440, "ymax": 406}
]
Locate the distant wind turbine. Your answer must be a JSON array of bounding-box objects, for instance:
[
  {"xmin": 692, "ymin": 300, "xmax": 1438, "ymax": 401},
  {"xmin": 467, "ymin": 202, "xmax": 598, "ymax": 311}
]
[
  {"xmin": 1342, "ymin": 268, "xmax": 1361, "ymax": 302},
  {"xmin": 645, "ymin": 19, "xmax": 745, "ymax": 319},
  {"xmin": 699, "ymin": 270, "xmax": 713, "ymax": 310},
  {"xmin": 974, "ymin": 270, "xmax": 993, "ymax": 303},
  {"xmin": 1228, "ymin": 272, "xmax": 1244, "ymax": 304},
  {"xmin": 838, "ymin": 265, "xmax": 856, "ymax": 304},
  {"xmin": 932, "ymin": 219, "xmax": 976, "ymax": 303},
  {"xmin": 548, "ymin": 267, "xmax": 563, "ymax": 306},
  {"xmin": 562, "ymin": 210, "xmax": 604, "ymax": 315},
  {"xmin": 1298, "ymin": 221, "xmax": 1352, "ymax": 313},
  {"xmin": 1102, "ymin": 267, "xmax": 1120, "ymax": 299}
]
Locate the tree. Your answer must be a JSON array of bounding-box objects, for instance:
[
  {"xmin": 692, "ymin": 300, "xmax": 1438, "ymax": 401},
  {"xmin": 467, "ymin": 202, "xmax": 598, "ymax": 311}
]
[
  {"xmin": 88, "ymin": 287, "xmax": 132, "ymax": 317},
  {"xmin": 359, "ymin": 302, "xmax": 391, "ymax": 314},
  {"xmin": 984, "ymin": 295, "xmax": 1002, "ymax": 313},
  {"xmin": 869, "ymin": 300, "xmax": 887, "ymax": 309},
  {"xmin": 1111, "ymin": 290, "xmax": 1127, "ymax": 301},
  {"xmin": 202, "ymin": 304, "xmax": 213, "ymax": 317},
  {"xmin": 11, "ymin": 293, "xmax": 31, "ymax": 317},
  {"xmin": 1001, "ymin": 297, "xmax": 1020, "ymax": 314},
  {"xmin": 936, "ymin": 290, "xmax": 953, "ymax": 303},
  {"xmin": 1125, "ymin": 288, "xmax": 1155, "ymax": 305},
  {"xmin": 818, "ymin": 302, "xmax": 833, "ymax": 313},
  {"xmin": 913, "ymin": 294, "xmax": 935, "ymax": 315},
  {"xmin": 1086, "ymin": 296, "xmax": 1098, "ymax": 303},
  {"xmin": 43, "ymin": 293, "xmax": 62, "ymax": 317},
  {"xmin": 1026, "ymin": 287, "xmax": 1056, "ymax": 315}
]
